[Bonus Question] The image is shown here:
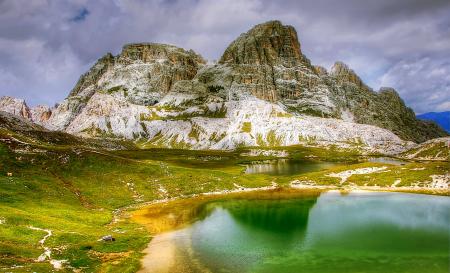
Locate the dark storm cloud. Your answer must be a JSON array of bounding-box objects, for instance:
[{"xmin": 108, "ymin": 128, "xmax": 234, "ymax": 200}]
[{"xmin": 0, "ymin": 0, "xmax": 449, "ymax": 113}]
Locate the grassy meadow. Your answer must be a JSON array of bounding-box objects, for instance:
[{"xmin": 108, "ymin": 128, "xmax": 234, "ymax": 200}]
[{"xmin": 0, "ymin": 130, "xmax": 448, "ymax": 272}]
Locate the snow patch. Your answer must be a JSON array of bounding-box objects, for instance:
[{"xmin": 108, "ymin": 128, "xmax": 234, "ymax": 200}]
[
  {"xmin": 391, "ymin": 179, "xmax": 401, "ymax": 187},
  {"xmin": 327, "ymin": 166, "xmax": 388, "ymax": 184},
  {"xmin": 240, "ymin": 149, "xmax": 288, "ymax": 157},
  {"xmin": 429, "ymin": 174, "xmax": 449, "ymax": 189}
]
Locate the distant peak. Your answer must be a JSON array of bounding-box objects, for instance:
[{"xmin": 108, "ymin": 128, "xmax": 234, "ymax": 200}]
[
  {"xmin": 330, "ymin": 61, "xmax": 368, "ymax": 89},
  {"xmin": 0, "ymin": 96, "xmax": 31, "ymax": 120}
]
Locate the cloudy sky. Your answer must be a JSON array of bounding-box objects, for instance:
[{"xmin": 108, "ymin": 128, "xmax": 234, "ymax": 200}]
[{"xmin": 0, "ymin": 0, "xmax": 449, "ymax": 114}]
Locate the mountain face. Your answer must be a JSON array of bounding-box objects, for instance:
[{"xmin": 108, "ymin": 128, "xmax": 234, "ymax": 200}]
[
  {"xmin": 0, "ymin": 21, "xmax": 447, "ymax": 153},
  {"xmin": 417, "ymin": 112, "xmax": 450, "ymax": 133},
  {"xmin": 0, "ymin": 96, "xmax": 52, "ymax": 125},
  {"xmin": 46, "ymin": 44, "xmax": 205, "ymax": 131},
  {"xmin": 323, "ymin": 63, "xmax": 446, "ymax": 143}
]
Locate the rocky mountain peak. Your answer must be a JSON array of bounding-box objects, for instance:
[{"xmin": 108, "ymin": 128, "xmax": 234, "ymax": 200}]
[
  {"xmin": 330, "ymin": 61, "xmax": 369, "ymax": 90},
  {"xmin": 119, "ymin": 43, "xmax": 205, "ymax": 66},
  {"xmin": 69, "ymin": 53, "xmax": 115, "ymax": 97},
  {"xmin": 0, "ymin": 96, "xmax": 53, "ymax": 125},
  {"xmin": 219, "ymin": 20, "xmax": 303, "ymax": 66},
  {"xmin": 68, "ymin": 43, "xmax": 206, "ymax": 98}
]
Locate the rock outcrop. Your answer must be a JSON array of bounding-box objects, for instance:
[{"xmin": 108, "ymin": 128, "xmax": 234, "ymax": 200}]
[
  {"xmin": 323, "ymin": 62, "xmax": 447, "ymax": 142},
  {"xmin": 1, "ymin": 20, "xmax": 447, "ymax": 152},
  {"xmin": 30, "ymin": 105, "xmax": 52, "ymax": 124},
  {"xmin": 0, "ymin": 96, "xmax": 31, "ymax": 120},
  {"xmin": 0, "ymin": 96, "xmax": 52, "ymax": 126},
  {"xmin": 220, "ymin": 20, "xmax": 304, "ymax": 66},
  {"xmin": 329, "ymin": 62, "xmax": 369, "ymax": 90},
  {"xmin": 399, "ymin": 137, "xmax": 450, "ymax": 161}
]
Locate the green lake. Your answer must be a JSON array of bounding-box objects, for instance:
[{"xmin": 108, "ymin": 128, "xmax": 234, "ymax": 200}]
[{"xmin": 140, "ymin": 191, "xmax": 450, "ymax": 273}]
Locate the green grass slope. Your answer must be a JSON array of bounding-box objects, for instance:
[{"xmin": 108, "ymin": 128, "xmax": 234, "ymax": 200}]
[{"xmin": 0, "ymin": 112, "xmax": 448, "ymax": 272}]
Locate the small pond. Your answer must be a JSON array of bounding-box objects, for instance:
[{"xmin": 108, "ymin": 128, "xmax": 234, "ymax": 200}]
[
  {"xmin": 367, "ymin": 156, "xmax": 407, "ymax": 165},
  {"xmin": 244, "ymin": 159, "xmax": 339, "ymax": 175},
  {"xmin": 243, "ymin": 156, "xmax": 408, "ymax": 176}
]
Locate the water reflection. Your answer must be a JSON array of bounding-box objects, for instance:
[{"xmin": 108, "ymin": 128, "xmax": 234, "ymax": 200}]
[
  {"xmin": 244, "ymin": 159, "xmax": 337, "ymax": 175},
  {"xmin": 367, "ymin": 157, "xmax": 407, "ymax": 165},
  {"xmin": 221, "ymin": 198, "xmax": 317, "ymax": 233}
]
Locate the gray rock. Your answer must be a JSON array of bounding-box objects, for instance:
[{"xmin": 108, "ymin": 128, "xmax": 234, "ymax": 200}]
[{"xmin": 100, "ymin": 235, "xmax": 115, "ymax": 242}]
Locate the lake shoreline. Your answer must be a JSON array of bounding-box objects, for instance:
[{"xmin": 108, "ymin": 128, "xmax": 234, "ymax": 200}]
[
  {"xmin": 132, "ymin": 187, "xmax": 449, "ymax": 273},
  {"xmin": 125, "ymin": 184, "xmax": 448, "ymax": 214},
  {"xmin": 119, "ymin": 184, "xmax": 448, "ymax": 228}
]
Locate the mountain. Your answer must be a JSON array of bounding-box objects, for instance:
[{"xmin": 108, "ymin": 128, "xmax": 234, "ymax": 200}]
[
  {"xmin": 0, "ymin": 21, "xmax": 447, "ymax": 154},
  {"xmin": 417, "ymin": 111, "xmax": 450, "ymax": 133}
]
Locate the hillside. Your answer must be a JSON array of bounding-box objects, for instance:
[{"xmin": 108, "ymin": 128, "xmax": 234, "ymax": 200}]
[{"xmin": 400, "ymin": 137, "xmax": 450, "ymax": 161}]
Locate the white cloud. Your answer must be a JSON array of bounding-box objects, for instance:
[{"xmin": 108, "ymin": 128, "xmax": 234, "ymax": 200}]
[
  {"xmin": 377, "ymin": 57, "xmax": 450, "ymax": 113},
  {"xmin": 0, "ymin": 37, "xmax": 85, "ymax": 106}
]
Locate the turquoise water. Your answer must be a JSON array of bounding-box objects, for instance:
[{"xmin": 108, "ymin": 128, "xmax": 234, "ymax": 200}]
[{"xmin": 144, "ymin": 192, "xmax": 450, "ymax": 273}]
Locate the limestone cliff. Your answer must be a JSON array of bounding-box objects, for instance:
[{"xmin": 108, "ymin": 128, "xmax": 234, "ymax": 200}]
[
  {"xmin": 0, "ymin": 96, "xmax": 31, "ymax": 120},
  {"xmin": 216, "ymin": 20, "xmax": 335, "ymax": 116},
  {"xmin": 323, "ymin": 62, "xmax": 447, "ymax": 142},
  {"xmin": 46, "ymin": 43, "xmax": 205, "ymax": 131}
]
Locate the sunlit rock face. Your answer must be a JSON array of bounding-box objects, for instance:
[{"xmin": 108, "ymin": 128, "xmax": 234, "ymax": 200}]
[
  {"xmin": 0, "ymin": 96, "xmax": 52, "ymax": 126},
  {"xmin": 30, "ymin": 105, "xmax": 52, "ymax": 124},
  {"xmin": 1, "ymin": 20, "xmax": 447, "ymax": 151},
  {"xmin": 46, "ymin": 43, "xmax": 206, "ymax": 131},
  {"xmin": 218, "ymin": 20, "xmax": 336, "ymax": 116},
  {"xmin": 0, "ymin": 96, "xmax": 31, "ymax": 120}
]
